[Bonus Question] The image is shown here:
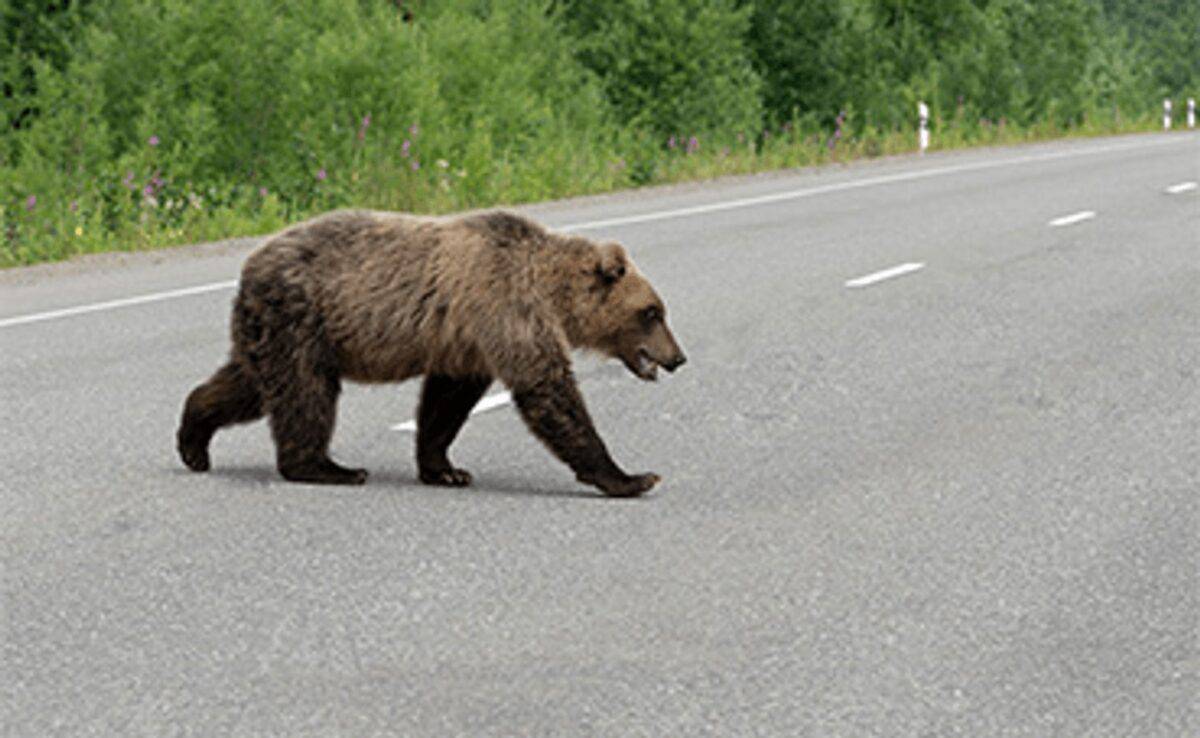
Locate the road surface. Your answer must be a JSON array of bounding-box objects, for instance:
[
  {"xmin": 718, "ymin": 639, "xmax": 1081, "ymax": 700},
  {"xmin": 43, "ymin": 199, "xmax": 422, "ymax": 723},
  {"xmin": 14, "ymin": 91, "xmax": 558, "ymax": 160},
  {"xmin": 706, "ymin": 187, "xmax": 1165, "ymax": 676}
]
[{"xmin": 3, "ymin": 133, "xmax": 1198, "ymax": 736}]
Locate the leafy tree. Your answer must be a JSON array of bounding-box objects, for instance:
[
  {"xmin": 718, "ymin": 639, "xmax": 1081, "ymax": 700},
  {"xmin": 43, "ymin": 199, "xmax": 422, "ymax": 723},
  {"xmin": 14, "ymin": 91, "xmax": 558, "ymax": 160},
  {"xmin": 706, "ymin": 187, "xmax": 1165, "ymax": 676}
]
[
  {"xmin": 1, "ymin": 0, "xmax": 95, "ymax": 163},
  {"xmin": 743, "ymin": 0, "xmax": 844, "ymax": 125},
  {"xmin": 560, "ymin": 0, "xmax": 763, "ymax": 140},
  {"xmin": 1100, "ymin": 0, "xmax": 1200, "ymax": 97}
]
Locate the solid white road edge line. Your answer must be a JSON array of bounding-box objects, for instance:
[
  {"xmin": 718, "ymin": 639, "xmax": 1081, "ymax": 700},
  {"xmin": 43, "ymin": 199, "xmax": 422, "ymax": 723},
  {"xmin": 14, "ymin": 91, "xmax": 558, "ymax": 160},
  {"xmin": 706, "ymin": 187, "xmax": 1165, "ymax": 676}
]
[
  {"xmin": 0, "ymin": 280, "xmax": 239, "ymax": 329},
  {"xmin": 391, "ymin": 391, "xmax": 513, "ymax": 432},
  {"xmin": 1, "ymin": 135, "xmax": 1186, "ymax": 330},
  {"xmin": 559, "ymin": 138, "xmax": 1177, "ymax": 231},
  {"xmin": 1049, "ymin": 210, "xmax": 1097, "ymax": 227},
  {"xmin": 844, "ymin": 262, "xmax": 926, "ymax": 288},
  {"xmin": 1165, "ymin": 181, "xmax": 1198, "ymax": 194}
]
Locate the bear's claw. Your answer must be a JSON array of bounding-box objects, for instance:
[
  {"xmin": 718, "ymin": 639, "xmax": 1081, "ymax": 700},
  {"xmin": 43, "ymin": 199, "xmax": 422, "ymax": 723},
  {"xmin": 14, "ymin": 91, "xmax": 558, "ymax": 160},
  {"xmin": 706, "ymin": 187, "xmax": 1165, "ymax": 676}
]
[{"xmin": 420, "ymin": 467, "xmax": 474, "ymax": 487}]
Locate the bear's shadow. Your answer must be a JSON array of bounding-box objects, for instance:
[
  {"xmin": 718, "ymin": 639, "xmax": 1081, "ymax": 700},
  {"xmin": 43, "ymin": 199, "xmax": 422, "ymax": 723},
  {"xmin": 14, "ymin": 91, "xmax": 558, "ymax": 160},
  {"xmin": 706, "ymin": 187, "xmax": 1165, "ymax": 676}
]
[{"xmin": 169, "ymin": 466, "xmax": 630, "ymax": 501}]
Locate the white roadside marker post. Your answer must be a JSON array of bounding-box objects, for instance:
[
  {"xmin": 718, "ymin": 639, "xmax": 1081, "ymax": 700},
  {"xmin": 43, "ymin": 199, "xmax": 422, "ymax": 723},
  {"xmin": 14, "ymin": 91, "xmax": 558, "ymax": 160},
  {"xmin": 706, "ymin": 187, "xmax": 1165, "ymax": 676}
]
[
  {"xmin": 1189, "ymin": 98, "xmax": 1196, "ymax": 129},
  {"xmin": 1163, "ymin": 99, "xmax": 1172, "ymax": 130},
  {"xmin": 918, "ymin": 101, "xmax": 930, "ymax": 154}
]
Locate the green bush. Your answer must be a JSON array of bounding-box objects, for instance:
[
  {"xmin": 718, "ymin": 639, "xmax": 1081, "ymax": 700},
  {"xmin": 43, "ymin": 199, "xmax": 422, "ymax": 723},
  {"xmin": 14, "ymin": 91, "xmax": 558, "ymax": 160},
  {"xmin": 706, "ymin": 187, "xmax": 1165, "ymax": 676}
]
[
  {"xmin": 1, "ymin": 0, "xmax": 97, "ymax": 165},
  {"xmin": 1, "ymin": 0, "xmax": 623, "ymax": 264}
]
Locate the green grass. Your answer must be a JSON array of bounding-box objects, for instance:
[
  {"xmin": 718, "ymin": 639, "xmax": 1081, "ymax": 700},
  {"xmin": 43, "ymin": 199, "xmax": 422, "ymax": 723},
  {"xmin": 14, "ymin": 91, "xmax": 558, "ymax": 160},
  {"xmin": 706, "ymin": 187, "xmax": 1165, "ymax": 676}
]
[{"xmin": 0, "ymin": 113, "xmax": 1167, "ymax": 269}]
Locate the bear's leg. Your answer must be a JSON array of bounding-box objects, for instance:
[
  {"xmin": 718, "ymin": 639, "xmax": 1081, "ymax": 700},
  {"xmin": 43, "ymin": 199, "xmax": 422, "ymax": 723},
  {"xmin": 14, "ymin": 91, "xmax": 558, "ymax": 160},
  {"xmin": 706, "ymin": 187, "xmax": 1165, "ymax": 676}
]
[
  {"xmin": 268, "ymin": 370, "xmax": 367, "ymax": 485},
  {"xmin": 416, "ymin": 373, "xmax": 491, "ymax": 486},
  {"xmin": 512, "ymin": 375, "xmax": 660, "ymax": 497},
  {"xmin": 255, "ymin": 317, "xmax": 367, "ymax": 486},
  {"xmin": 177, "ymin": 360, "xmax": 264, "ymax": 472}
]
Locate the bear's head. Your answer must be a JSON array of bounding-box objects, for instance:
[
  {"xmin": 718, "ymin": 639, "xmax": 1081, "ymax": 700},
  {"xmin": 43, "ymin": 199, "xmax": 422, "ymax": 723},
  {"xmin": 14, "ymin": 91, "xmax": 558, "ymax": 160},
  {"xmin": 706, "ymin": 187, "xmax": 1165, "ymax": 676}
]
[{"xmin": 582, "ymin": 242, "xmax": 686, "ymax": 381}]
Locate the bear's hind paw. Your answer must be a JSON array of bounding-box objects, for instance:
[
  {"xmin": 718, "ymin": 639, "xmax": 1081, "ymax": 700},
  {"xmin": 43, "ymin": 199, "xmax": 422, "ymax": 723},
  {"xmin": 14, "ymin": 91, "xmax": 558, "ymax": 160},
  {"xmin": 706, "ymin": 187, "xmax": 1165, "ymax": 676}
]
[{"xmin": 280, "ymin": 459, "xmax": 369, "ymax": 485}]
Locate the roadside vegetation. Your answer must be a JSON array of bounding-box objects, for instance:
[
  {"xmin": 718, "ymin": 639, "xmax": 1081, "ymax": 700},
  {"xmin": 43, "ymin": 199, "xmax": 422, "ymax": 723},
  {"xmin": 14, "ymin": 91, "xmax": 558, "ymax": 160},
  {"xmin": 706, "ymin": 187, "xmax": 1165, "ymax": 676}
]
[{"xmin": 1, "ymin": 0, "xmax": 1196, "ymax": 266}]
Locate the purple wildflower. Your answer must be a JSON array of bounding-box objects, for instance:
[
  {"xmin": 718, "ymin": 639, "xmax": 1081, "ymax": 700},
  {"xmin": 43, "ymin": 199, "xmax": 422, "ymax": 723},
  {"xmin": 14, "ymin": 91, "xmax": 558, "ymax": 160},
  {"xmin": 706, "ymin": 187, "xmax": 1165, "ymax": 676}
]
[
  {"xmin": 69, "ymin": 199, "xmax": 79, "ymax": 212},
  {"xmin": 259, "ymin": 187, "xmax": 269, "ymax": 197},
  {"xmin": 24, "ymin": 194, "xmax": 36, "ymax": 211},
  {"xmin": 401, "ymin": 140, "xmax": 411, "ymax": 157},
  {"xmin": 828, "ymin": 111, "xmax": 847, "ymax": 151},
  {"xmin": 316, "ymin": 168, "xmax": 327, "ymax": 181},
  {"xmin": 358, "ymin": 114, "xmax": 371, "ymax": 141},
  {"xmin": 668, "ymin": 135, "xmax": 677, "ymax": 149},
  {"xmin": 148, "ymin": 135, "xmax": 160, "ymax": 147},
  {"xmin": 411, "ymin": 160, "xmax": 420, "ymax": 171},
  {"xmin": 123, "ymin": 171, "xmax": 135, "ymax": 190},
  {"xmin": 686, "ymin": 136, "xmax": 699, "ymax": 154},
  {"xmin": 142, "ymin": 184, "xmax": 155, "ymax": 198}
]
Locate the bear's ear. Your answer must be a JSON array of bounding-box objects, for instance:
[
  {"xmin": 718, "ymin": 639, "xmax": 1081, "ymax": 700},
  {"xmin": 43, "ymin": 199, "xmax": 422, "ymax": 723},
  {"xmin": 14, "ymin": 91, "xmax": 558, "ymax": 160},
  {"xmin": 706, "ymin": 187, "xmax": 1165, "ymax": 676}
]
[{"xmin": 595, "ymin": 242, "xmax": 628, "ymax": 286}]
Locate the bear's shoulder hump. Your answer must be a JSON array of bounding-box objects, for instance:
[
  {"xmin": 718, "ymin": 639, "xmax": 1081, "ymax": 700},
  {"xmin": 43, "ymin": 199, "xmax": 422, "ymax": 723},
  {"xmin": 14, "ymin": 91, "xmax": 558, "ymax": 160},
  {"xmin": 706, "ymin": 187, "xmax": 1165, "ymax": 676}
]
[{"xmin": 461, "ymin": 210, "xmax": 545, "ymax": 249}]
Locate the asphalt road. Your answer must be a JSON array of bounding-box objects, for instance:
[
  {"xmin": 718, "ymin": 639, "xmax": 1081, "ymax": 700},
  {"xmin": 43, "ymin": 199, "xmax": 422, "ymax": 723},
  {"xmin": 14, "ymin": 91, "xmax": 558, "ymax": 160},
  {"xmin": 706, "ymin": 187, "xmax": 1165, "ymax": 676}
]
[{"xmin": 2, "ymin": 133, "xmax": 1198, "ymax": 737}]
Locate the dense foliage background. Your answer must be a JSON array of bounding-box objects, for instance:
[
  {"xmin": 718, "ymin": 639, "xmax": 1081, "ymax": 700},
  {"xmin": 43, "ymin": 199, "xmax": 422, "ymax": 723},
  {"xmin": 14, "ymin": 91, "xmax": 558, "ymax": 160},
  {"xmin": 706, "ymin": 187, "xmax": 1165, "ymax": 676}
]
[{"xmin": 1, "ymin": 0, "xmax": 1196, "ymax": 265}]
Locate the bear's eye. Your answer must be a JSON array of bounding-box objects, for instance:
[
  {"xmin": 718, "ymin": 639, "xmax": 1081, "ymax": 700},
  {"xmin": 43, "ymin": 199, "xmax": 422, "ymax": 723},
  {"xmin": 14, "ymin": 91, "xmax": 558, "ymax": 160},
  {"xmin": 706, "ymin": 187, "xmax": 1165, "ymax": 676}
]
[{"xmin": 641, "ymin": 306, "xmax": 661, "ymax": 324}]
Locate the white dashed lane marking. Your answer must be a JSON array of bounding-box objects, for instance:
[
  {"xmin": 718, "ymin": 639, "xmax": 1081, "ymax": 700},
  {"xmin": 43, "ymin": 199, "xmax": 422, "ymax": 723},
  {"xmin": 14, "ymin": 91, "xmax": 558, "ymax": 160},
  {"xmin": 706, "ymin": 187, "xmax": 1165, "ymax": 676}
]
[
  {"xmin": 845, "ymin": 262, "xmax": 926, "ymax": 289},
  {"xmin": 391, "ymin": 391, "xmax": 514, "ymax": 432},
  {"xmin": 1165, "ymin": 181, "xmax": 1197, "ymax": 194},
  {"xmin": 1049, "ymin": 211, "xmax": 1096, "ymax": 227}
]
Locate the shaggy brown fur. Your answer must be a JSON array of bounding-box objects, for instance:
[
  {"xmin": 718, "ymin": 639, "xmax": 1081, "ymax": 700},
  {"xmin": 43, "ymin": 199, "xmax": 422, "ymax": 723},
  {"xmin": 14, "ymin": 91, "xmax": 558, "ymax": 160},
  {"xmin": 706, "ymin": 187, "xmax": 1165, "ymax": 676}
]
[{"xmin": 177, "ymin": 209, "xmax": 685, "ymax": 496}]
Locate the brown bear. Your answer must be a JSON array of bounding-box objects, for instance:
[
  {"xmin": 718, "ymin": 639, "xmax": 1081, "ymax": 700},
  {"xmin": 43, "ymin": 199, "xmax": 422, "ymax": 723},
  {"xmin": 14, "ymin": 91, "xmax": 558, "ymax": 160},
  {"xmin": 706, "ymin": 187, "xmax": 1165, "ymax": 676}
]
[{"xmin": 176, "ymin": 209, "xmax": 685, "ymax": 497}]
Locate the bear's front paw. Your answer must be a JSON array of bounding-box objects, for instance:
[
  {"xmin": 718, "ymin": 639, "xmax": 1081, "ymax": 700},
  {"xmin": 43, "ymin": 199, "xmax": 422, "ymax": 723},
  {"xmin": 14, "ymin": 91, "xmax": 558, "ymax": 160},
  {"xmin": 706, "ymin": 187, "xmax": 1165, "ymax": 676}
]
[
  {"xmin": 178, "ymin": 440, "xmax": 211, "ymax": 472},
  {"xmin": 595, "ymin": 472, "xmax": 660, "ymax": 498},
  {"xmin": 420, "ymin": 467, "xmax": 474, "ymax": 487}
]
